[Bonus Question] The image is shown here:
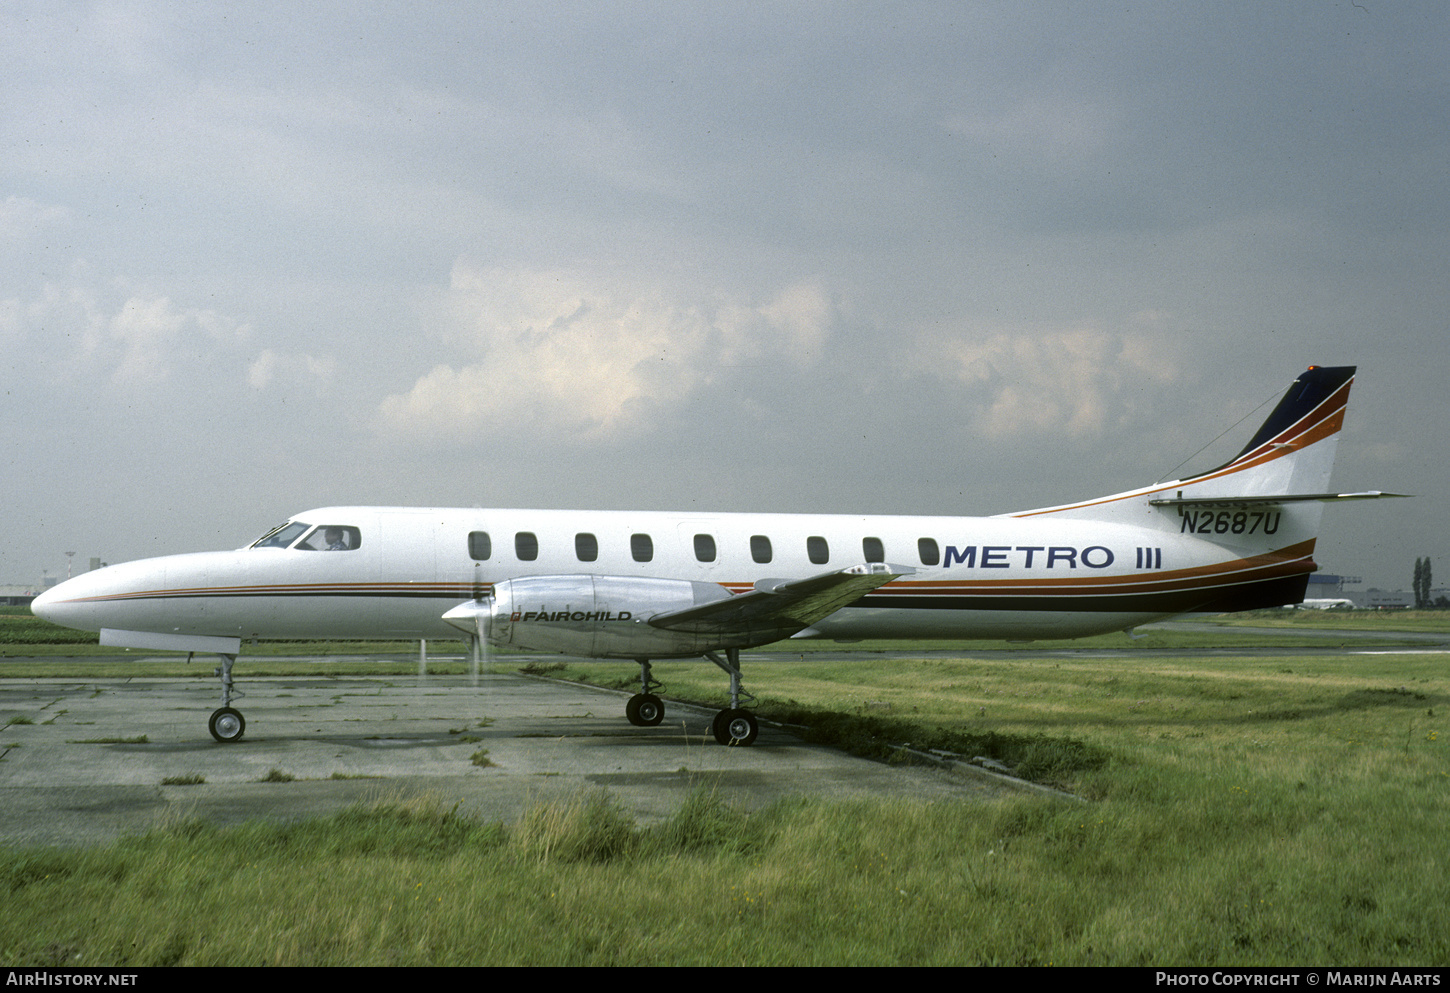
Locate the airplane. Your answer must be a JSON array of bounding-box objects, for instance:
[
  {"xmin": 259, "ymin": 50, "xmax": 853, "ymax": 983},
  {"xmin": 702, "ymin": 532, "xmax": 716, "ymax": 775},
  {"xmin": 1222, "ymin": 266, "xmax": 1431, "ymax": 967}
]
[{"xmin": 32, "ymin": 364, "xmax": 1401, "ymax": 746}]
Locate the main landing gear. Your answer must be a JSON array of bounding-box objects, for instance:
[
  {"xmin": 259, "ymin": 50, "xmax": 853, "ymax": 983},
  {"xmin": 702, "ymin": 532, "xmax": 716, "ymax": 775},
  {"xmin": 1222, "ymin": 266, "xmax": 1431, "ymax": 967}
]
[
  {"xmin": 706, "ymin": 648, "xmax": 758, "ymax": 746},
  {"xmin": 208, "ymin": 653, "xmax": 246, "ymax": 743},
  {"xmin": 623, "ymin": 650, "xmax": 760, "ymax": 745}
]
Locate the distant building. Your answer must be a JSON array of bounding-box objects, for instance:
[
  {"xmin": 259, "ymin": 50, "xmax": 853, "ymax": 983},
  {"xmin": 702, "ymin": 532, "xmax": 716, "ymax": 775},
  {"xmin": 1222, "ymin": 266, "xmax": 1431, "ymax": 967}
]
[
  {"xmin": 0, "ymin": 585, "xmax": 42, "ymax": 607},
  {"xmin": 1364, "ymin": 589, "xmax": 1412, "ymax": 609},
  {"xmin": 1306, "ymin": 574, "xmax": 1359, "ymax": 597}
]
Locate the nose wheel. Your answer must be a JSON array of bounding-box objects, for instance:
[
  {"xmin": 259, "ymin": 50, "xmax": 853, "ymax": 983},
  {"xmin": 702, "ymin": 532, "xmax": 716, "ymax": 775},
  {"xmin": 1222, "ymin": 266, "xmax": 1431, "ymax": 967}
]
[
  {"xmin": 625, "ymin": 659, "xmax": 667, "ymax": 726},
  {"xmin": 626, "ymin": 693, "xmax": 665, "ymax": 726},
  {"xmin": 209, "ymin": 706, "xmax": 246, "ymax": 742}
]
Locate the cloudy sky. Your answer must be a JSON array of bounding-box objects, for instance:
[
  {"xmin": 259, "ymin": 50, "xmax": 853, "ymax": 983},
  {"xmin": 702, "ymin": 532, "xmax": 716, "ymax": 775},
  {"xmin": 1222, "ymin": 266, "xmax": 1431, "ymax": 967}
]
[{"xmin": 3, "ymin": 1, "xmax": 1445, "ymax": 591}]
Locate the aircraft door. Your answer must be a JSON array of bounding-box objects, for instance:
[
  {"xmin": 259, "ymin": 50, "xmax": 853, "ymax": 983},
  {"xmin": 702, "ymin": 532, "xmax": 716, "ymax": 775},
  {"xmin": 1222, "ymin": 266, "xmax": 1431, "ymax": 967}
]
[{"xmin": 377, "ymin": 511, "xmax": 440, "ymax": 637}]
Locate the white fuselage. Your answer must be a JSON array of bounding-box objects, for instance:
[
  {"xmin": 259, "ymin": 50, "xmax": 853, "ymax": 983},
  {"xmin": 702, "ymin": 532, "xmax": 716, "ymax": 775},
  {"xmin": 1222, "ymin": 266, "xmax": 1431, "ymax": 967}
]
[{"xmin": 33, "ymin": 501, "xmax": 1316, "ymax": 649}]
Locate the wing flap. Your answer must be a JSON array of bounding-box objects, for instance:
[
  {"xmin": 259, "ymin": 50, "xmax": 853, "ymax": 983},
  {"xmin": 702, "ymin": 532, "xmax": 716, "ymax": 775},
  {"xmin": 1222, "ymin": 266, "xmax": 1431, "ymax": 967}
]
[{"xmin": 647, "ymin": 563, "xmax": 904, "ymax": 638}]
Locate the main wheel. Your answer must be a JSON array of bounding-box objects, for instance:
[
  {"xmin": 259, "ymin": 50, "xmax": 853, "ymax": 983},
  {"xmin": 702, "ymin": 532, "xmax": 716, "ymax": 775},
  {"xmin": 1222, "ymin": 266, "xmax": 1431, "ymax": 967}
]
[
  {"xmin": 712, "ymin": 708, "xmax": 758, "ymax": 747},
  {"xmin": 625, "ymin": 693, "xmax": 665, "ymax": 727},
  {"xmin": 208, "ymin": 707, "xmax": 246, "ymax": 743}
]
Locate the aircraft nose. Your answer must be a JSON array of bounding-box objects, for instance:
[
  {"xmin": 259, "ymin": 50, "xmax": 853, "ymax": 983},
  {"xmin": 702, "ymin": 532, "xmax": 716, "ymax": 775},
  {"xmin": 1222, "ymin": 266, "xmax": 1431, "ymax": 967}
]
[
  {"xmin": 30, "ymin": 567, "xmax": 130, "ymax": 632},
  {"xmin": 30, "ymin": 580, "xmax": 83, "ymax": 628}
]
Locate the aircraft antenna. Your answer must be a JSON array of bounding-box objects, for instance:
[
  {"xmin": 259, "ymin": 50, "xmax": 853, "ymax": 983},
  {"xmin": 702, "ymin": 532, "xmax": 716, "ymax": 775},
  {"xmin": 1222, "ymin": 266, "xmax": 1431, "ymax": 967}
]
[{"xmin": 1154, "ymin": 377, "xmax": 1285, "ymax": 484}]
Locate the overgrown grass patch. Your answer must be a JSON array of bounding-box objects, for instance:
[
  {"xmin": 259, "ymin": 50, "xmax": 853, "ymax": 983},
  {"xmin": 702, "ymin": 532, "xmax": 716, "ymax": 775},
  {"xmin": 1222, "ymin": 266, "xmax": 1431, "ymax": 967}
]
[
  {"xmin": 3, "ymin": 758, "xmax": 1444, "ymax": 966},
  {"xmin": 548, "ymin": 648, "xmax": 1444, "ymax": 788},
  {"xmin": 768, "ymin": 703, "xmax": 1108, "ymax": 786}
]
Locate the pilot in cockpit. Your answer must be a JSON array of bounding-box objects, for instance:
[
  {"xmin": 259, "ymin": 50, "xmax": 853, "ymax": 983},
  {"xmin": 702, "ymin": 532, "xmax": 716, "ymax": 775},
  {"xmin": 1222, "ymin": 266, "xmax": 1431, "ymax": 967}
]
[{"xmin": 324, "ymin": 527, "xmax": 351, "ymax": 551}]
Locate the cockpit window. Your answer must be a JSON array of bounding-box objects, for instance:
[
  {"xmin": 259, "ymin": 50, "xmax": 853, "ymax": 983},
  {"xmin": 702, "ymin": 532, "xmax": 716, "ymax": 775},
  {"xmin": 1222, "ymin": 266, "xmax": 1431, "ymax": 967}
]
[
  {"xmin": 250, "ymin": 521, "xmax": 360, "ymax": 550},
  {"xmin": 296, "ymin": 525, "xmax": 362, "ymax": 551},
  {"xmin": 251, "ymin": 521, "xmax": 311, "ymax": 549}
]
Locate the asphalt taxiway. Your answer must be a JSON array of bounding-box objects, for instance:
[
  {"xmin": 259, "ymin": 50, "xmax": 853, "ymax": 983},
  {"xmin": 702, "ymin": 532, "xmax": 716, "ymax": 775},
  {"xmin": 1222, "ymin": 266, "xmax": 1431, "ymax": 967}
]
[{"xmin": 0, "ymin": 662, "xmax": 1017, "ymax": 848}]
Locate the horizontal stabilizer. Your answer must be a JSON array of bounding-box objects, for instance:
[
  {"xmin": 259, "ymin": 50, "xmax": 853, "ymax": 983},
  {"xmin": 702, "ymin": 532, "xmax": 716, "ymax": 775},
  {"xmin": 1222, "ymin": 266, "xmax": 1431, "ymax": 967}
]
[
  {"xmin": 649, "ymin": 563, "xmax": 904, "ymax": 637},
  {"xmin": 1149, "ymin": 490, "xmax": 1411, "ymax": 509}
]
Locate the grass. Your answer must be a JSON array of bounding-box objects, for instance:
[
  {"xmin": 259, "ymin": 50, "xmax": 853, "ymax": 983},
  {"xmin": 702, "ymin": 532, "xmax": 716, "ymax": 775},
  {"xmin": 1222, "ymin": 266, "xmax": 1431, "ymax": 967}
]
[
  {"xmin": 2, "ymin": 731, "xmax": 1445, "ymax": 967},
  {"xmin": 541, "ymin": 646, "xmax": 1442, "ymax": 787},
  {"xmin": 1205, "ymin": 608, "xmax": 1450, "ymax": 633}
]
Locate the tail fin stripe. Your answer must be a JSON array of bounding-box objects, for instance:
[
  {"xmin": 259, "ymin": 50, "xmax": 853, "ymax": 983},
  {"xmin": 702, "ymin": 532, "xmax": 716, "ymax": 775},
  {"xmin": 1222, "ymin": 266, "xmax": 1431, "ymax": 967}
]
[{"xmin": 1215, "ymin": 375, "xmax": 1352, "ymax": 475}]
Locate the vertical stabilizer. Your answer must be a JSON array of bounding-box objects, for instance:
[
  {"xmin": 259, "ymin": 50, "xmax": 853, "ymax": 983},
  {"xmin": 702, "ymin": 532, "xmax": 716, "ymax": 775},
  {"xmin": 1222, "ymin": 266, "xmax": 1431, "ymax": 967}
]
[
  {"xmin": 1007, "ymin": 365, "xmax": 1357, "ymax": 522},
  {"xmin": 1187, "ymin": 364, "xmax": 1355, "ymax": 498},
  {"xmin": 1003, "ymin": 366, "xmax": 1374, "ymax": 612}
]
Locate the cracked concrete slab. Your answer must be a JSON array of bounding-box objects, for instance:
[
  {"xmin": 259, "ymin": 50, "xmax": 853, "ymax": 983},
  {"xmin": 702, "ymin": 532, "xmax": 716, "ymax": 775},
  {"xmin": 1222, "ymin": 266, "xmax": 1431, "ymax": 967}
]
[{"xmin": 0, "ymin": 666, "xmax": 1010, "ymax": 848}]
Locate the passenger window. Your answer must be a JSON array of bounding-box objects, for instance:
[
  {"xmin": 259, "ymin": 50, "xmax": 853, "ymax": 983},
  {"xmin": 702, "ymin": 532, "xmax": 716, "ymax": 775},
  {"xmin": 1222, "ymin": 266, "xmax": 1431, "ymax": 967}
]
[
  {"xmin": 807, "ymin": 535, "xmax": 829, "ymax": 565},
  {"xmin": 515, "ymin": 532, "xmax": 539, "ymax": 561},
  {"xmin": 862, "ymin": 537, "xmax": 884, "ymax": 563},
  {"xmin": 918, "ymin": 537, "xmax": 940, "ymax": 566},
  {"xmin": 694, "ymin": 534, "xmax": 716, "ymax": 563},
  {"xmin": 469, "ymin": 531, "xmax": 492, "ymax": 561},
  {"xmin": 750, "ymin": 535, "xmax": 772, "ymax": 564},
  {"xmin": 631, "ymin": 533, "xmax": 653, "ymax": 562},
  {"xmin": 575, "ymin": 533, "xmax": 598, "ymax": 562}
]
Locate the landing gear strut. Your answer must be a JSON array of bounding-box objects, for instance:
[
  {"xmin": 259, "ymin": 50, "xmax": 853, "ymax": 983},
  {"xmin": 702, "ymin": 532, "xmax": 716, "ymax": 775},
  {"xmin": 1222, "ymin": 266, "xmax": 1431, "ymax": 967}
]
[
  {"xmin": 625, "ymin": 658, "xmax": 665, "ymax": 726},
  {"xmin": 208, "ymin": 653, "xmax": 246, "ymax": 743},
  {"xmin": 706, "ymin": 647, "xmax": 758, "ymax": 746}
]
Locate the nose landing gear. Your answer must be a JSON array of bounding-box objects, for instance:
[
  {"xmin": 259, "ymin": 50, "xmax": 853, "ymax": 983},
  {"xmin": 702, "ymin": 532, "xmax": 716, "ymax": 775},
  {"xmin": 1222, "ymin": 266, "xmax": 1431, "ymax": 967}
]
[
  {"xmin": 625, "ymin": 658, "xmax": 666, "ymax": 726},
  {"xmin": 208, "ymin": 653, "xmax": 247, "ymax": 743}
]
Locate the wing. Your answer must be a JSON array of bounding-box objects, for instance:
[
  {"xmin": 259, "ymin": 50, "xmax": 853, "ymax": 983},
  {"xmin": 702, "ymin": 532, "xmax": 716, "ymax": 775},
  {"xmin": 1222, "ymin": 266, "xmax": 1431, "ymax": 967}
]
[{"xmin": 646, "ymin": 562, "xmax": 905, "ymax": 642}]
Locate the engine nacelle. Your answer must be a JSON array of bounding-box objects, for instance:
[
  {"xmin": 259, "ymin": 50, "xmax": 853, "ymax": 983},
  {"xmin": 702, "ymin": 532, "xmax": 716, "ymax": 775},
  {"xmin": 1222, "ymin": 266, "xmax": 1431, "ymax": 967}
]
[{"xmin": 481, "ymin": 575, "xmax": 736, "ymax": 658}]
